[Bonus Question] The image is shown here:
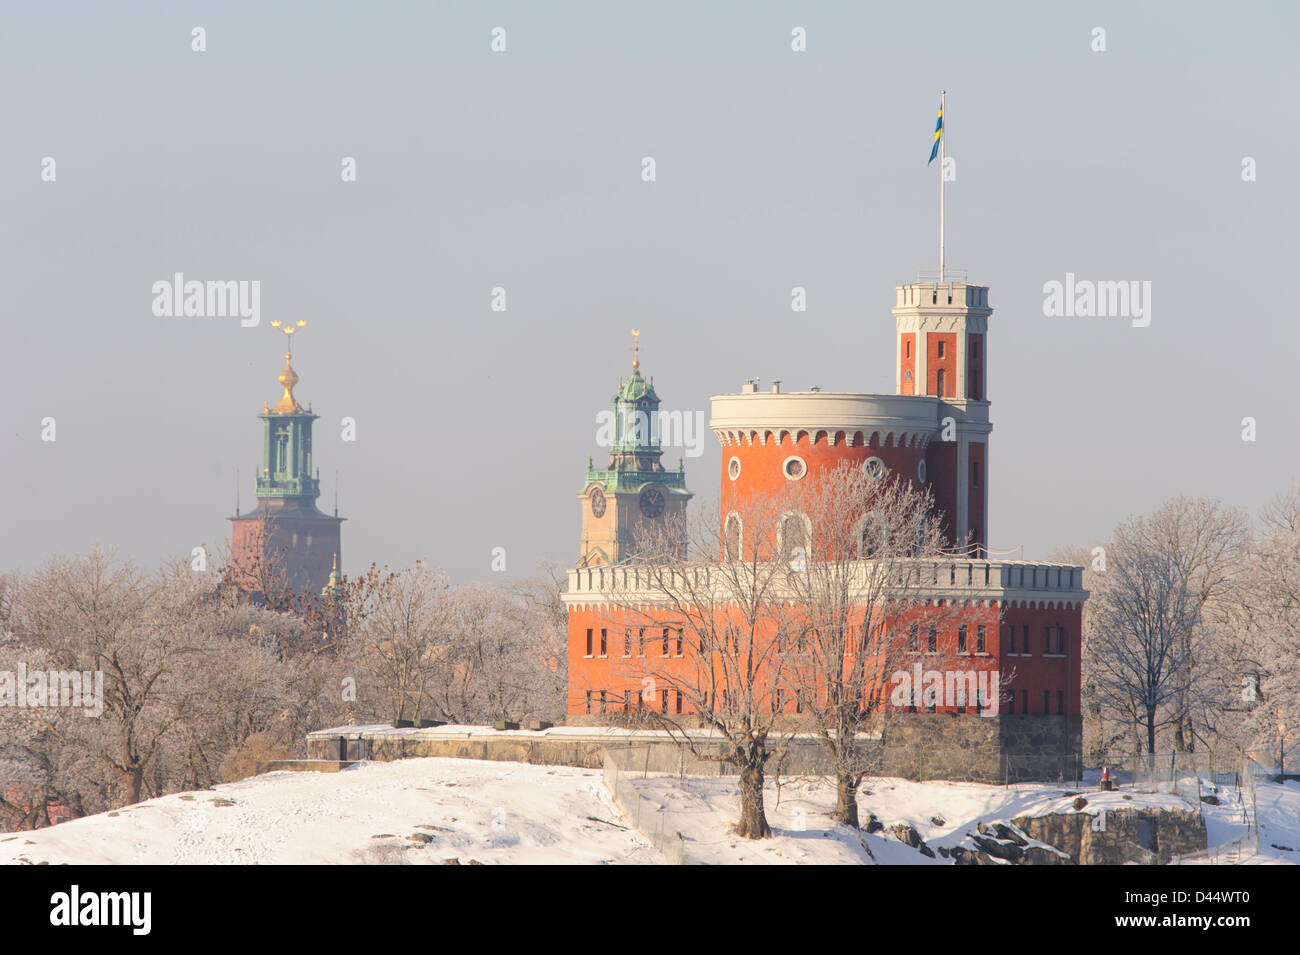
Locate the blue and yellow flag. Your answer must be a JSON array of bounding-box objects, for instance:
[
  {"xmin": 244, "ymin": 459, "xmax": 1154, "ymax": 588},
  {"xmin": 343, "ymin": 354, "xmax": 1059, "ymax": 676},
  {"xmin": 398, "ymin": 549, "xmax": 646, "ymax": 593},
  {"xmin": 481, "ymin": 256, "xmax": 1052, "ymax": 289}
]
[{"xmin": 928, "ymin": 102, "xmax": 943, "ymax": 164}]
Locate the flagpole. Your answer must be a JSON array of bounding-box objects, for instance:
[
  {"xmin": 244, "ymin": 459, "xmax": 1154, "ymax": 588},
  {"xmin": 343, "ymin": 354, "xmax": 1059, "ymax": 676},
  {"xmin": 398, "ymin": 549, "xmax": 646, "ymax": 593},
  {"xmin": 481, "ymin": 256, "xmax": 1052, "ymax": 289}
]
[{"xmin": 939, "ymin": 89, "xmax": 946, "ymax": 284}]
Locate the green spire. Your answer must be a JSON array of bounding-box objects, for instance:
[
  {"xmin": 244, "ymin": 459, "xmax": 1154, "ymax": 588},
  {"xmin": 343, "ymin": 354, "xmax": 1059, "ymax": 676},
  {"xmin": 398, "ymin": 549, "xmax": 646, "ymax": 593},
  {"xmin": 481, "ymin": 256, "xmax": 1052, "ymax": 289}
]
[
  {"xmin": 255, "ymin": 355, "xmax": 320, "ymax": 504},
  {"xmin": 581, "ymin": 337, "xmax": 690, "ymax": 497},
  {"xmin": 321, "ymin": 553, "xmax": 342, "ymax": 598}
]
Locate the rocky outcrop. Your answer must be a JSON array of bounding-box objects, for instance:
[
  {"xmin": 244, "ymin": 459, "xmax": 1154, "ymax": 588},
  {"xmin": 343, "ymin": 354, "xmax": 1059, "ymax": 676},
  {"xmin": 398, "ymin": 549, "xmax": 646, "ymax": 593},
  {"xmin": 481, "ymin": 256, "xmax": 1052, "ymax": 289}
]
[
  {"xmin": 944, "ymin": 805, "xmax": 1206, "ymax": 865},
  {"xmin": 889, "ymin": 823, "xmax": 936, "ymax": 858}
]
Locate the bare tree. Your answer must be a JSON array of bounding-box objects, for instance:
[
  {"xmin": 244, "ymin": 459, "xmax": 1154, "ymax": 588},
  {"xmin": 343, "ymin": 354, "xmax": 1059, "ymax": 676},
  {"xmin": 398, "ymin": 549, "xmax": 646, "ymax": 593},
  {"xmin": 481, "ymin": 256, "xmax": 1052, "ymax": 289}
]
[
  {"xmin": 593, "ymin": 493, "xmax": 796, "ymax": 839},
  {"xmin": 344, "ymin": 562, "xmax": 452, "ymax": 725},
  {"xmin": 1085, "ymin": 498, "xmax": 1248, "ymax": 754},
  {"xmin": 1240, "ymin": 486, "xmax": 1300, "ymax": 767},
  {"xmin": 777, "ymin": 462, "xmax": 972, "ymax": 827}
]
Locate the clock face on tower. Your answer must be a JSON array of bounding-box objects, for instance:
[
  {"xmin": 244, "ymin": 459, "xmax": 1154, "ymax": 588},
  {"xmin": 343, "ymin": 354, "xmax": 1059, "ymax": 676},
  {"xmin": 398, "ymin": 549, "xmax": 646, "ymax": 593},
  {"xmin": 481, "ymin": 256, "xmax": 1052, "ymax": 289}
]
[
  {"xmin": 590, "ymin": 487, "xmax": 606, "ymax": 518},
  {"xmin": 640, "ymin": 486, "xmax": 665, "ymax": 518}
]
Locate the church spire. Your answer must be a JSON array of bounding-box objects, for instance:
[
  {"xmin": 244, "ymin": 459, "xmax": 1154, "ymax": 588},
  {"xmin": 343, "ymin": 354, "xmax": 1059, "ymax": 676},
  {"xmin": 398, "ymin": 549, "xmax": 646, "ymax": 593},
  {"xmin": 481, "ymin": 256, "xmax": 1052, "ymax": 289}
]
[{"xmin": 269, "ymin": 320, "xmax": 307, "ymax": 413}]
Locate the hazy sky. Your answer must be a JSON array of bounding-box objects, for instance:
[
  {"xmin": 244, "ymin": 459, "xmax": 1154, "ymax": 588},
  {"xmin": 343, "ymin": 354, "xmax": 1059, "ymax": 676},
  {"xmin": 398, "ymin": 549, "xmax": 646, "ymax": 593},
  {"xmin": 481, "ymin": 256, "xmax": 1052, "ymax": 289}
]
[{"xmin": 2, "ymin": 1, "xmax": 1296, "ymax": 582}]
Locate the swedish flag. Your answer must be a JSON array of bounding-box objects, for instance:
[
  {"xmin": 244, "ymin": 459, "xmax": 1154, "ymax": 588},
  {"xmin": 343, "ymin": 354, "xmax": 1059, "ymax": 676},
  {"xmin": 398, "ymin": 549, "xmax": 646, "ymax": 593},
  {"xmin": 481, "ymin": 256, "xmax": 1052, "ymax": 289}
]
[{"xmin": 928, "ymin": 103, "xmax": 943, "ymax": 164}]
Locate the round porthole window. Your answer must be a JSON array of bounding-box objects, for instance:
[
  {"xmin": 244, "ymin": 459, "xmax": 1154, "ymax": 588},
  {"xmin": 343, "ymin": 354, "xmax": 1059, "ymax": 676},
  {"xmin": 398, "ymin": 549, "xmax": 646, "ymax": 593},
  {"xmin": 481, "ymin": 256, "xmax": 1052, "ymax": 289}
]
[
  {"xmin": 728, "ymin": 456, "xmax": 741, "ymax": 481},
  {"xmin": 783, "ymin": 456, "xmax": 807, "ymax": 481},
  {"xmin": 864, "ymin": 457, "xmax": 886, "ymax": 482},
  {"xmin": 916, "ymin": 459, "xmax": 927, "ymax": 484}
]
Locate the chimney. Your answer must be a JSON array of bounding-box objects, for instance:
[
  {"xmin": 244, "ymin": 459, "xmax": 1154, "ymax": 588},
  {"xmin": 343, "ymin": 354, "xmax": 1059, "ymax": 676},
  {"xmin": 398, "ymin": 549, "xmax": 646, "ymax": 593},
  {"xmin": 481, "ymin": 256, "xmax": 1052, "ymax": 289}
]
[{"xmin": 771, "ymin": 380, "xmax": 782, "ymax": 394}]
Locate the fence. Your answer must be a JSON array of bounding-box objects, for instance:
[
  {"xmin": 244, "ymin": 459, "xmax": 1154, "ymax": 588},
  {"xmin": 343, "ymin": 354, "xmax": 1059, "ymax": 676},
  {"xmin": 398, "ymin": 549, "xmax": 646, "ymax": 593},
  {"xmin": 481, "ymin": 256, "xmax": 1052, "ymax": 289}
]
[
  {"xmin": 1165, "ymin": 752, "xmax": 1262, "ymax": 865},
  {"xmin": 602, "ymin": 747, "xmax": 695, "ymax": 864},
  {"xmin": 1001, "ymin": 753, "xmax": 1085, "ymax": 787}
]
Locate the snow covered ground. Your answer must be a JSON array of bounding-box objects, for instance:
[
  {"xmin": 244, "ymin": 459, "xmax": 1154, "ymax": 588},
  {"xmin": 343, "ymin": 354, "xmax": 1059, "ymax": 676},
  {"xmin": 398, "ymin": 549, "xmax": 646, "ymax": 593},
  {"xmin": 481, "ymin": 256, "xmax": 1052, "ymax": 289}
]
[
  {"xmin": 2, "ymin": 757, "xmax": 1296, "ymax": 865},
  {"xmin": 626, "ymin": 772, "xmax": 1300, "ymax": 864},
  {"xmin": 0, "ymin": 759, "xmax": 662, "ymax": 865}
]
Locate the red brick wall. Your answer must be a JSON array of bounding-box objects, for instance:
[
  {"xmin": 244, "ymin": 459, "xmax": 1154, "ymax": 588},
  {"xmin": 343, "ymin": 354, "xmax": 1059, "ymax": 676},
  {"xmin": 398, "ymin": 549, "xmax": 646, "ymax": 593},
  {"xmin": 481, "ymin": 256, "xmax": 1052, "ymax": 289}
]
[
  {"xmin": 999, "ymin": 603, "xmax": 1083, "ymax": 716},
  {"xmin": 926, "ymin": 333, "xmax": 956, "ymax": 397},
  {"xmin": 968, "ymin": 441, "xmax": 986, "ymax": 551},
  {"xmin": 899, "ymin": 333, "xmax": 917, "ymax": 396},
  {"xmin": 967, "ymin": 332, "xmax": 985, "ymax": 400}
]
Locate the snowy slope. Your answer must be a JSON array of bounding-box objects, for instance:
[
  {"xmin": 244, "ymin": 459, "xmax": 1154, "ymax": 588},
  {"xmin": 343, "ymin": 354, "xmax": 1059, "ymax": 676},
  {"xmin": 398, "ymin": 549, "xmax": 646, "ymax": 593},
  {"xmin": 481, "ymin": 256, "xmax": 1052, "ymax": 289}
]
[
  {"xmin": 3, "ymin": 759, "xmax": 1296, "ymax": 865},
  {"xmin": 627, "ymin": 773, "xmax": 1300, "ymax": 865},
  {"xmin": 0, "ymin": 759, "xmax": 662, "ymax": 865}
]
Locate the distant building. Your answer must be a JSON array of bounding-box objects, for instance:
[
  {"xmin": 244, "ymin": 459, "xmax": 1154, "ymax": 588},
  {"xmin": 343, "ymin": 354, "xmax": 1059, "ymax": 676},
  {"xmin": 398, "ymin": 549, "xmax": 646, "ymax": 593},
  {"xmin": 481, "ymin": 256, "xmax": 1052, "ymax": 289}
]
[
  {"xmin": 228, "ymin": 338, "xmax": 343, "ymax": 606},
  {"xmin": 577, "ymin": 339, "xmax": 692, "ymax": 566},
  {"xmin": 563, "ymin": 274, "xmax": 1089, "ymax": 782}
]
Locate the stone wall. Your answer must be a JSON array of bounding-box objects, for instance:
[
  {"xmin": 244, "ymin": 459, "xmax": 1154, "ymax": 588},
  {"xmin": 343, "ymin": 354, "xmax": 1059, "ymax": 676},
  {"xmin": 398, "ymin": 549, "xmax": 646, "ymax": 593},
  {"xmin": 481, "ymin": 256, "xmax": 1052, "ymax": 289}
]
[
  {"xmin": 880, "ymin": 714, "xmax": 1081, "ymax": 783},
  {"xmin": 1013, "ymin": 807, "xmax": 1206, "ymax": 865},
  {"xmin": 308, "ymin": 713, "xmax": 1080, "ymax": 785}
]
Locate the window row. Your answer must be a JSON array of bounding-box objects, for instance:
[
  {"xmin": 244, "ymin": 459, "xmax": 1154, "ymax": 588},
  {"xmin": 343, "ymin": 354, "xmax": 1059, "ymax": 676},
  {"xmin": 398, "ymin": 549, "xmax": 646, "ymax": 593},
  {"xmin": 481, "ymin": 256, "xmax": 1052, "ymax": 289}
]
[
  {"xmin": 1004, "ymin": 624, "xmax": 1069, "ymax": 656},
  {"xmin": 583, "ymin": 685, "xmax": 1068, "ymax": 716},
  {"xmin": 906, "ymin": 622, "xmax": 988, "ymax": 654},
  {"xmin": 584, "ymin": 627, "xmax": 685, "ymax": 658}
]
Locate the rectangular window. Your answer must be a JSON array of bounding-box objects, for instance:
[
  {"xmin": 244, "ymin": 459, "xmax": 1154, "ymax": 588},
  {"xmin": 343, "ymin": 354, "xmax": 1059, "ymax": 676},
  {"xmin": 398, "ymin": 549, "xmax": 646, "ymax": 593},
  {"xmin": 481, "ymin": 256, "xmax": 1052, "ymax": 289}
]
[
  {"xmin": 972, "ymin": 461, "xmax": 981, "ymax": 488},
  {"xmin": 622, "ymin": 689, "xmax": 631, "ymax": 710},
  {"xmin": 585, "ymin": 628, "xmax": 593, "ymax": 657},
  {"xmin": 599, "ymin": 690, "xmax": 607, "ymax": 714},
  {"xmin": 661, "ymin": 689, "xmax": 669, "ymax": 714},
  {"xmin": 675, "ymin": 629, "xmax": 683, "ymax": 656},
  {"xmin": 584, "ymin": 690, "xmax": 592, "ymax": 714},
  {"xmin": 797, "ymin": 628, "xmax": 808, "ymax": 653},
  {"xmin": 1007, "ymin": 693, "xmax": 1015, "ymax": 714},
  {"xmin": 638, "ymin": 628, "xmax": 646, "ymax": 656},
  {"xmin": 599, "ymin": 628, "xmax": 607, "ymax": 657},
  {"xmin": 905, "ymin": 340, "xmax": 911, "ymax": 358},
  {"xmin": 662, "ymin": 628, "xmax": 670, "ymax": 656},
  {"xmin": 958, "ymin": 625, "xmax": 968, "ymax": 653},
  {"xmin": 908, "ymin": 623, "xmax": 918, "ymax": 652},
  {"xmin": 937, "ymin": 341, "xmax": 946, "ymax": 359},
  {"xmin": 927, "ymin": 625, "xmax": 937, "ymax": 652},
  {"xmin": 1057, "ymin": 690, "xmax": 1065, "ymax": 715},
  {"xmin": 675, "ymin": 690, "xmax": 683, "ymax": 715},
  {"xmin": 1022, "ymin": 625, "xmax": 1031, "ymax": 656},
  {"xmin": 976, "ymin": 625, "xmax": 986, "ymax": 653},
  {"xmin": 623, "ymin": 629, "xmax": 631, "ymax": 657},
  {"xmin": 1006, "ymin": 625, "xmax": 1015, "ymax": 654}
]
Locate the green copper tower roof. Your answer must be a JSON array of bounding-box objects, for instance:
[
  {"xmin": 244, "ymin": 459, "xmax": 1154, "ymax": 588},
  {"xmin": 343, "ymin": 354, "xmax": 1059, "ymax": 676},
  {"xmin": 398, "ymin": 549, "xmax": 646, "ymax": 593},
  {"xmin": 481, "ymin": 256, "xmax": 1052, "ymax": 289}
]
[{"xmin": 581, "ymin": 337, "xmax": 691, "ymax": 497}]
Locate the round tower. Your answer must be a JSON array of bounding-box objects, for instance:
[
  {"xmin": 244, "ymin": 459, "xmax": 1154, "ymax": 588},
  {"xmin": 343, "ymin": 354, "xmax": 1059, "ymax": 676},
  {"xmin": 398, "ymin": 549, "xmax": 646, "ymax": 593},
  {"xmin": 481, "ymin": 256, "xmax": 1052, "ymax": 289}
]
[{"xmin": 709, "ymin": 277, "xmax": 993, "ymax": 556}]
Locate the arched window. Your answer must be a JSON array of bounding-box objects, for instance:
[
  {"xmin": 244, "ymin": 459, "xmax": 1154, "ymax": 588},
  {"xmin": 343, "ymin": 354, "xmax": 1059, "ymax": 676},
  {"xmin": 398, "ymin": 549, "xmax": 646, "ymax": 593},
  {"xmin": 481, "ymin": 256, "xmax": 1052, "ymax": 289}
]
[
  {"xmin": 725, "ymin": 512, "xmax": 743, "ymax": 560},
  {"xmin": 857, "ymin": 513, "xmax": 888, "ymax": 558},
  {"xmin": 935, "ymin": 368, "xmax": 946, "ymax": 397},
  {"xmin": 779, "ymin": 512, "xmax": 811, "ymax": 564}
]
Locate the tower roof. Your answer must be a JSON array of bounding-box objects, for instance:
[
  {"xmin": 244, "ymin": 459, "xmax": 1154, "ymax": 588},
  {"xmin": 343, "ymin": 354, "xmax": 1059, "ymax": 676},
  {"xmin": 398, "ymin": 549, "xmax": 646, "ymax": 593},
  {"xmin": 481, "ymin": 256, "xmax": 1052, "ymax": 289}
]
[
  {"xmin": 272, "ymin": 351, "xmax": 302, "ymax": 414},
  {"xmin": 614, "ymin": 365, "xmax": 658, "ymax": 405}
]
